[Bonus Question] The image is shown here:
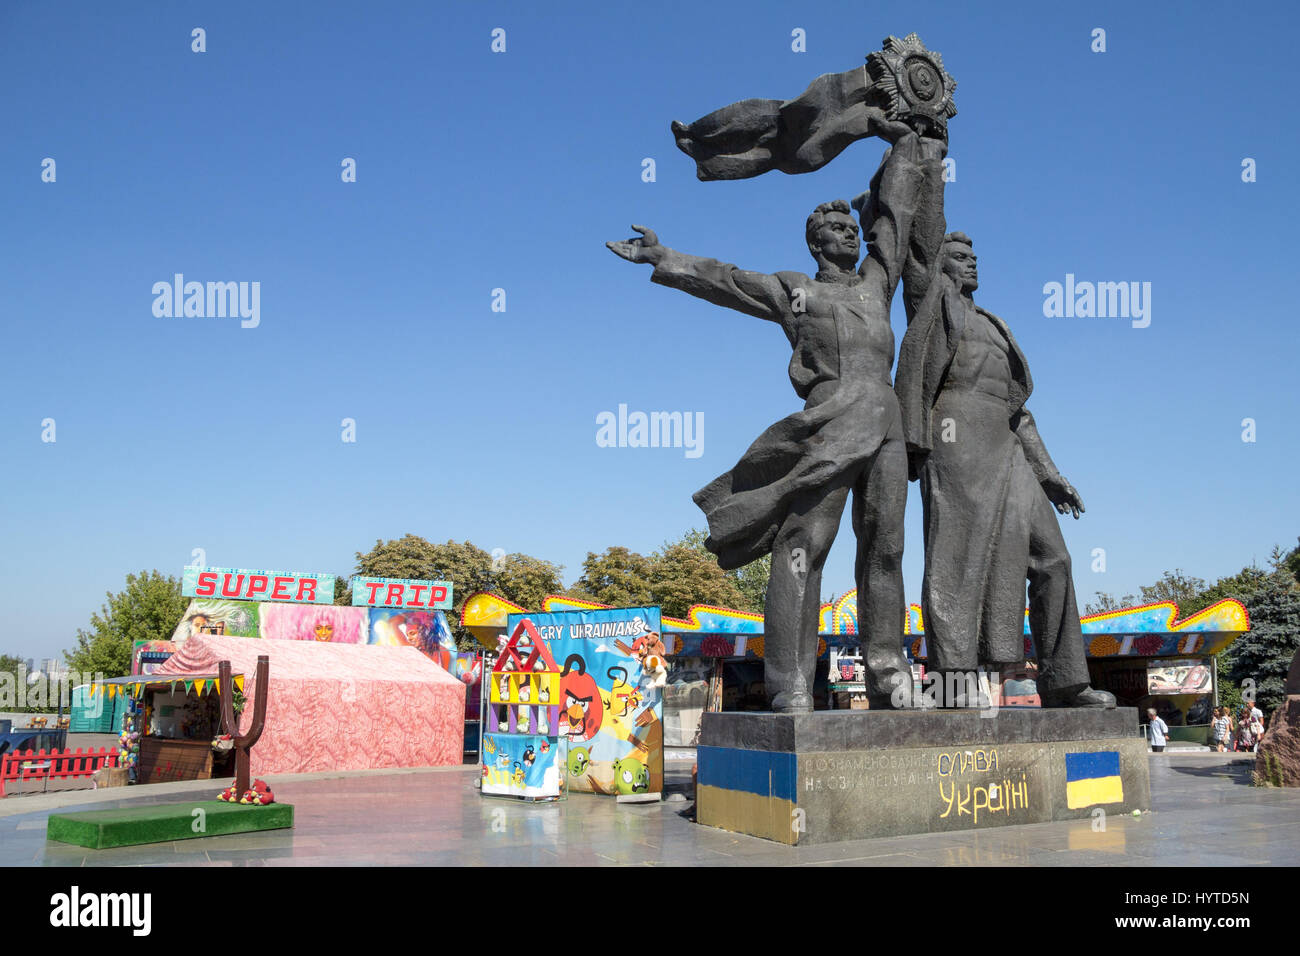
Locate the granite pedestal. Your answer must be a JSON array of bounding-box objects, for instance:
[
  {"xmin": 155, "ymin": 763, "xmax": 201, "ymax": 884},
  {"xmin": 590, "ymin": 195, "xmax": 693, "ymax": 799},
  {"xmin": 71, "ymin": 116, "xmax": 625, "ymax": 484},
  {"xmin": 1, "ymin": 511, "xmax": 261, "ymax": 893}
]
[{"xmin": 696, "ymin": 708, "xmax": 1150, "ymax": 845}]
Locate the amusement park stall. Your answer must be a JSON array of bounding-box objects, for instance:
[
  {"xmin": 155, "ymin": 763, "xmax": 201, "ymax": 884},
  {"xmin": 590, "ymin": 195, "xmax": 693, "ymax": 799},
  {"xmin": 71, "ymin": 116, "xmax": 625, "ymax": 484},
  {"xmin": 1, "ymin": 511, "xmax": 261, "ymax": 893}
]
[{"xmin": 152, "ymin": 634, "xmax": 465, "ymax": 775}]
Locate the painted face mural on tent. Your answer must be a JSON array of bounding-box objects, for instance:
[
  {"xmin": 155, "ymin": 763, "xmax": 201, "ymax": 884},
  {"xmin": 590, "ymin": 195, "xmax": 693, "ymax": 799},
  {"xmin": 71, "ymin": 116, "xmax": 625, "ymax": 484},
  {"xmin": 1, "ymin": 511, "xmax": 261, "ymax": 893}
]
[
  {"xmin": 170, "ymin": 600, "xmax": 260, "ymax": 642},
  {"xmin": 481, "ymin": 733, "xmax": 567, "ymax": 798},
  {"xmin": 507, "ymin": 607, "xmax": 664, "ymax": 796},
  {"xmin": 132, "ymin": 640, "xmax": 178, "ymax": 676},
  {"xmin": 370, "ymin": 608, "xmax": 482, "ymax": 685},
  {"xmin": 259, "ymin": 603, "xmax": 369, "ymax": 644}
]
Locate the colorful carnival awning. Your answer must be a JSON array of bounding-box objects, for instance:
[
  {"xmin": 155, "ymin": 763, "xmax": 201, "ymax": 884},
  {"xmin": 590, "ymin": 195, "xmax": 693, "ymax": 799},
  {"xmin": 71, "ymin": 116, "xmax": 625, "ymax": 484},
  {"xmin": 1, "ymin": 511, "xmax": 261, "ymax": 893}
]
[{"xmin": 459, "ymin": 590, "xmax": 1249, "ymax": 662}]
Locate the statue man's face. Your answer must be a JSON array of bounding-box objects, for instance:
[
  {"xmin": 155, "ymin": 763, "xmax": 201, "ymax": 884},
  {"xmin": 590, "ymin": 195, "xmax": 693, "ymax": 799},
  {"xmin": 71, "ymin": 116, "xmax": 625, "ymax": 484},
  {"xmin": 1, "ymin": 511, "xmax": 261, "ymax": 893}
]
[
  {"xmin": 811, "ymin": 212, "xmax": 860, "ymax": 269},
  {"xmin": 942, "ymin": 242, "xmax": 978, "ymax": 292}
]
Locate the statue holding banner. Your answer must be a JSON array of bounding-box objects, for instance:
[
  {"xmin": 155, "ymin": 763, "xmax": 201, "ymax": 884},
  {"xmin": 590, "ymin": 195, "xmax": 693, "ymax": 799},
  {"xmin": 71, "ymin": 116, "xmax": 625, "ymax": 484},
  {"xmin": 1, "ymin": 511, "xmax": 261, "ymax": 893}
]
[{"xmin": 609, "ymin": 36, "xmax": 956, "ymax": 712}]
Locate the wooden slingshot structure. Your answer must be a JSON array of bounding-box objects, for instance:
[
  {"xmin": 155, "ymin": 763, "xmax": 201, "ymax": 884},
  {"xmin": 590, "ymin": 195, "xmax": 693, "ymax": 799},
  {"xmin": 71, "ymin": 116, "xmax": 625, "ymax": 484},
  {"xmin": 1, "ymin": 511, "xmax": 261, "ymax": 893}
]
[{"xmin": 218, "ymin": 655, "xmax": 268, "ymax": 795}]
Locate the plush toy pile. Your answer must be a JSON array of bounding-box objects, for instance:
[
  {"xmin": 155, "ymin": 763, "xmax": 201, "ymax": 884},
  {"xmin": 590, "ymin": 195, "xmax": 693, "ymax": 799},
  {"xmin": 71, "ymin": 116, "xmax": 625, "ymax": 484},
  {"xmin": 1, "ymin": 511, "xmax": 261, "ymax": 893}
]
[
  {"xmin": 217, "ymin": 778, "xmax": 275, "ymax": 805},
  {"xmin": 117, "ymin": 730, "xmax": 140, "ymax": 770}
]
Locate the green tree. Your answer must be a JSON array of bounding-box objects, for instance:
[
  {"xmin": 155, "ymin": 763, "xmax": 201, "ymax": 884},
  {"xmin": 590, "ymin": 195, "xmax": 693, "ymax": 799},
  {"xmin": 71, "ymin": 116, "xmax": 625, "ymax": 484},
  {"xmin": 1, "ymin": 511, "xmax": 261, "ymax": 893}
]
[
  {"xmin": 731, "ymin": 554, "xmax": 771, "ymax": 613},
  {"xmin": 570, "ymin": 546, "xmax": 656, "ymax": 608},
  {"xmin": 1284, "ymin": 537, "xmax": 1300, "ymax": 586},
  {"xmin": 1084, "ymin": 591, "xmax": 1136, "ymax": 616},
  {"xmin": 648, "ymin": 542, "xmax": 748, "ymax": 619},
  {"xmin": 676, "ymin": 528, "xmax": 769, "ymax": 613},
  {"xmin": 1193, "ymin": 564, "xmax": 1269, "ymax": 617},
  {"xmin": 491, "ymin": 553, "xmax": 566, "ymax": 614},
  {"xmin": 1137, "ymin": 569, "xmax": 1208, "ymax": 608},
  {"xmin": 332, "ymin": 575, "xmax": 353, "ymax": 606},
  {"xmin": 1221, "ymin": 549, "xmax": 1300, "ymax": 717},
  {"xmin": 64, "ymin": 571, "xmax": 188, "ymax": 679},
  {"xmin": 570, "ymin": 533, "xmax": 766, "ymax": 619}
]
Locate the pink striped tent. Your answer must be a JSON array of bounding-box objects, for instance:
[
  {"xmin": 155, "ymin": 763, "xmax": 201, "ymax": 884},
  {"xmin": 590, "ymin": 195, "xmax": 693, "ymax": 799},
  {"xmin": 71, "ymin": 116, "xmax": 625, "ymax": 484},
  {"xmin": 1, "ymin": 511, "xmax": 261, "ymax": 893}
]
[{"xmin": 154, "ymin": 634, "xmax": 464, "ymax": 775}]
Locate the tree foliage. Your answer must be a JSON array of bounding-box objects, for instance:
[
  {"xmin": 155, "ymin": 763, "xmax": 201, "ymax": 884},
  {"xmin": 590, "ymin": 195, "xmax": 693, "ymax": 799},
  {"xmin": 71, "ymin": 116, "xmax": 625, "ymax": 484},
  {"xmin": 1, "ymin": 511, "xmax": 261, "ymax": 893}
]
[
  {"xmin": 1220, "ymin": 549, "xmax": 1300, "ymax": 717},
  {"xmin": 1136, "ymin": 569, "xmax": 1208, "ymax": 609},
  {"xmin": 569, "ymin": 546, "xmax": 656, "ymax": 609},
  {"xmin": 64, "ymin": 571, "xmax": 188, "ymax": 679},
  {"xmin": 1083, "ymin": 590, "xmax": 1136, "ymax": 616},
  {"xmin": 568, "ymin": 530, "xmax": 769, "ymax": 619}
]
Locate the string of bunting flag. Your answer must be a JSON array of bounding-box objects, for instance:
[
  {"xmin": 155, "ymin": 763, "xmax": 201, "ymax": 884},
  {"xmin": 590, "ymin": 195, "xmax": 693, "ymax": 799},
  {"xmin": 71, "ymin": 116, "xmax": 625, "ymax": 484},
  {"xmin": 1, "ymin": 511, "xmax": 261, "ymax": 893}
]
[{"xmin": 88, "ymin": 674, "xmax": 245, "ymax": 698}]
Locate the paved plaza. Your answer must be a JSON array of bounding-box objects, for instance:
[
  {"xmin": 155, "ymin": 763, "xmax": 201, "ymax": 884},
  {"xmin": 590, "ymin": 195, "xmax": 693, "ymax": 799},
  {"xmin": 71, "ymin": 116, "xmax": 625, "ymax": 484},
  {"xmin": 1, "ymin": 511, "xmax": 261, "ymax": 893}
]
[{"xmin": 1, "ymin": 751, "xmax": 1297, "ymax": 866}]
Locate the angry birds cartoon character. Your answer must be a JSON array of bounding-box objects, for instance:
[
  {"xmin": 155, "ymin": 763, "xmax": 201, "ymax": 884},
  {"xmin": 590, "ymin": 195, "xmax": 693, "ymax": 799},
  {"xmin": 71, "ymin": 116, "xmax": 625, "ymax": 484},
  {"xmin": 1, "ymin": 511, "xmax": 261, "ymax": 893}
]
[
  {"xmin": 560, "ymin": 654, "xmax": 603, "ymax": 742},
  {"xmin": 630, "ymin": 629, "xmax": 667, "ymax": 666},
  {"xmin": 602, "ymin": 665, "xmax": 642, "ymax": 740},
  {"xmin": 512, "ymin": 761, "xmax": 525, "ymax": 788},
  {"xmin": 523, "ymin": 744, "xmax": 536, "ymax": 767},
  {"xmin": 539, "ymin": 740, "xmax": 550, "ymax": 754},
  {"xmin": 611, "ymin": 756, "xmax": 650, "ymax": 795},
  {"xmin": 568, "ymin": 746, "xmax": 592, "ymax": 777},
  {"xmin": 239, "ymin": 779, "xmax": 275, "ymax": 805}
]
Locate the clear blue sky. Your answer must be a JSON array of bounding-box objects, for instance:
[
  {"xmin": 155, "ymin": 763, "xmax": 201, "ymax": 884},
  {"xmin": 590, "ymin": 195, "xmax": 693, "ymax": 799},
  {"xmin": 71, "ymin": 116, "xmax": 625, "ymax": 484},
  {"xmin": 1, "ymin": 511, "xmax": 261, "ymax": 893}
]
[{"xmin": 2, "ymin": 1, "xmax": 1297, "ymax": 660}]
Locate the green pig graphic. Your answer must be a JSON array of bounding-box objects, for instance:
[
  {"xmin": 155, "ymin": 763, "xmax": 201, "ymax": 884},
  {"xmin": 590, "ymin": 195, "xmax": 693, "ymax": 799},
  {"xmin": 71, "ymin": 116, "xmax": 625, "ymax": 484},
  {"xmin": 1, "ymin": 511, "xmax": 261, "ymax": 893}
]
[
  {"xmin": 568, "ymin": 746, "xmax": 592, "ymax": 777},
  {"xmin": 611, "ymin": 756, "xmax": 649, "ymax": 794}
]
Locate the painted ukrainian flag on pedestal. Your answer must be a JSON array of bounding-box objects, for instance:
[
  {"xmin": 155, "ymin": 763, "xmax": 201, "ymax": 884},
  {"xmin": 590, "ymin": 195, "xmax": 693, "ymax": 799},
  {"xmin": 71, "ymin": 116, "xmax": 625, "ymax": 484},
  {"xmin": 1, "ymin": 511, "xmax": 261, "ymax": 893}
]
[{"xmin": 1065, "ymin": 751, "xmax": 1124, "ymax": 809}]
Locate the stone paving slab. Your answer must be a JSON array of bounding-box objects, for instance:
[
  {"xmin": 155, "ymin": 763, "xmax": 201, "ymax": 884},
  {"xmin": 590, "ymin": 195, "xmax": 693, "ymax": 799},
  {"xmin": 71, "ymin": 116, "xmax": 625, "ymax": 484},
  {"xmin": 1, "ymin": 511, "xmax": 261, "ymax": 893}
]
[{"xmin": 0, "ymin": 753, "xmax": 1294, "ymax": 866}]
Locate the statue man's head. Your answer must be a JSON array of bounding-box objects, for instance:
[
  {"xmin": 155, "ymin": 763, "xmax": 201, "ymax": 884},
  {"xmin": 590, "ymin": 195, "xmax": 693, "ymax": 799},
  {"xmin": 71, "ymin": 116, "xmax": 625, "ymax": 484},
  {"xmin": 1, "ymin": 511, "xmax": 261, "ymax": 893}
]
[
  {"xmin": 805, "ymin": 200, "xmax": 860, "ymax": 273},
  {"xmin": 941, "ymin": 231, "xmax": 978, "ymax": 292}
]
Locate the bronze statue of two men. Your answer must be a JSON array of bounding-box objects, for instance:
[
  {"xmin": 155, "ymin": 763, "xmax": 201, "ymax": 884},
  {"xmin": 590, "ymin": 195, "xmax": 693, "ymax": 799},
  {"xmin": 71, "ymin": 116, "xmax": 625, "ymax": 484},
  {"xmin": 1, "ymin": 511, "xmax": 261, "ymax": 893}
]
[{"xmin": 608, "ymin": 35, "xmax": 1114, "ymax": 712}]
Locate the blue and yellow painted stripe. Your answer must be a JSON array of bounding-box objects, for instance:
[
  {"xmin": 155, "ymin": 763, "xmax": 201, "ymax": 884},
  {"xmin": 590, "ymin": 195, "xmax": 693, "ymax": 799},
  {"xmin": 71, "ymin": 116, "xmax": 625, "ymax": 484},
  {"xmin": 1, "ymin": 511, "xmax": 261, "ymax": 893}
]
[
  {"xmin": 696, "ymin": 747, "xmax": 800, "ymax": 845},
  {"xmin": 1065, "ymin": 750, "xmax": 1124, "ymax": 809}
]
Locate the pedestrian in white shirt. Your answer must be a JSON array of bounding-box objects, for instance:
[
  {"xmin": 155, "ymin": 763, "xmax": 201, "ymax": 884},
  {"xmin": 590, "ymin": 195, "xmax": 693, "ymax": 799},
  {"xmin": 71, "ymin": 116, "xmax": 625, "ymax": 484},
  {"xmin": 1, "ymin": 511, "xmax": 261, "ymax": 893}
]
[{"xmin": 1147, "ymin": 708, "xmax": 1168, "ymax": 753}]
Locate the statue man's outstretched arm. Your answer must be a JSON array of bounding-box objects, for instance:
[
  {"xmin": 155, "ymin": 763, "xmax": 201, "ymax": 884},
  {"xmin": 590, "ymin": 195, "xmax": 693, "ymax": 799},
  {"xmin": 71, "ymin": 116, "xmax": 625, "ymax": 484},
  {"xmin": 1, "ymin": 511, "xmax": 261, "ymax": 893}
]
[{"xmin": 607, "ymin": 225, "xmax": 791, "ymax": 325}]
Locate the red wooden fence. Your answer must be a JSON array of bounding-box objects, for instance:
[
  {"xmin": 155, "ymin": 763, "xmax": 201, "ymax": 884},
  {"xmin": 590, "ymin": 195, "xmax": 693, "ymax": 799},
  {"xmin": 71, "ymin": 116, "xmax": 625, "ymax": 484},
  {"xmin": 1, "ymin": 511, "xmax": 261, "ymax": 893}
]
[{"xmin": 0, "ymin": 747, "xmax": 119, "ymax": 797}]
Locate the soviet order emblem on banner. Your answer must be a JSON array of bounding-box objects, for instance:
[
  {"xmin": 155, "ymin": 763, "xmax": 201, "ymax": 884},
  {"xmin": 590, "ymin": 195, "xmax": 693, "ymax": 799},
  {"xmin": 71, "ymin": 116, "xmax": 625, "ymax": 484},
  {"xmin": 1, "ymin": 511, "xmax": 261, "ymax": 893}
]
[{"xmin": 865, "ymin": 33, "xmax": 958, "ymax": 137}]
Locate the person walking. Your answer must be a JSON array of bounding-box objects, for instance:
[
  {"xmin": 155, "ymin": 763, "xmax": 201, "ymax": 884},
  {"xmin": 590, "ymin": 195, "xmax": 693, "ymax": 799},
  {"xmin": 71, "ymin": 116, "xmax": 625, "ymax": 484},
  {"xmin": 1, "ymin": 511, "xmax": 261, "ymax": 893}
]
[
  {"xmin": 1147, "ymin": 708, "xmax": 1169, "ymax": 753},
  {"xmin": 1211, "ymin": 706, "xmax": 1232, "ymax": 753},
  {"xmin": 1235, "ymin": 704, "xmax": 1255, "ymax": 752},
  {"xmin": 1245, "ymin": 700, "xmax": 1266, "ymax": 753}
]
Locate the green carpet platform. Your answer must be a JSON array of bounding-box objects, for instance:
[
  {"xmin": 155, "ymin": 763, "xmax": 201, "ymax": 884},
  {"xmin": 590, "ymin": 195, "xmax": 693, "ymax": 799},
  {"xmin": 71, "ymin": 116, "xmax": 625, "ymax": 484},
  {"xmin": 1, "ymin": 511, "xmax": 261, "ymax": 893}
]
[{"xmin": 46, "ymin": 800, "xmax": 294, "ymax": 849}]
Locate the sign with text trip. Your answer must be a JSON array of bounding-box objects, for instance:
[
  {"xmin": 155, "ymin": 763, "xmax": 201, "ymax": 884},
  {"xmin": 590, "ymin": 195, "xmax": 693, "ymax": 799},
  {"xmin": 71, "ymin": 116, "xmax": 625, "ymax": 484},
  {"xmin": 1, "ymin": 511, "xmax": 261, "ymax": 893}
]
[{"xmin": 351, "ymin": 576, "xmax": 454, "ymax": 610}]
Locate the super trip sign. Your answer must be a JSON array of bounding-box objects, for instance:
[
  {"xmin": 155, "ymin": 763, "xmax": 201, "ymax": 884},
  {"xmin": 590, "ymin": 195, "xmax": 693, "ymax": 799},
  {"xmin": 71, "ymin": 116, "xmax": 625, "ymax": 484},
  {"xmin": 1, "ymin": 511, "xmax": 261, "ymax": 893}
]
[
  {"xmin": 351, "ymin": 576, "xmax": 454, "ymax": 610},
  {"xmin": 183, "ymin": 567, "xmax": 336, "ymax": 605}
]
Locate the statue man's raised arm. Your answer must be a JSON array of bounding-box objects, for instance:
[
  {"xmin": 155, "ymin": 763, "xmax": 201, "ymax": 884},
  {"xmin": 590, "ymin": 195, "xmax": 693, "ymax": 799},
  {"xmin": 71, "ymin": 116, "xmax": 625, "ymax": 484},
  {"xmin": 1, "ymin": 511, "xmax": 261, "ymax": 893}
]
[{"xmin": 853, "ymin": 131, "xmax": 945, "ymax": 301}]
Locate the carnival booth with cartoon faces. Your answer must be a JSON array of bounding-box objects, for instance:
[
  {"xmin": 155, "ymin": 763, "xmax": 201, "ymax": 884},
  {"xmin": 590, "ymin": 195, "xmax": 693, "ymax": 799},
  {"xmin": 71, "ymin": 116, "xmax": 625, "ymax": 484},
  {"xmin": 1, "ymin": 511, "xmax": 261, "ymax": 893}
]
[
  {"xmin": 482, "ymin": 619, "xmax": 567, "ymax": 799},
  {"xmin": 489, "ymin": 607, "xmax": 665, "ymax": 799}
]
